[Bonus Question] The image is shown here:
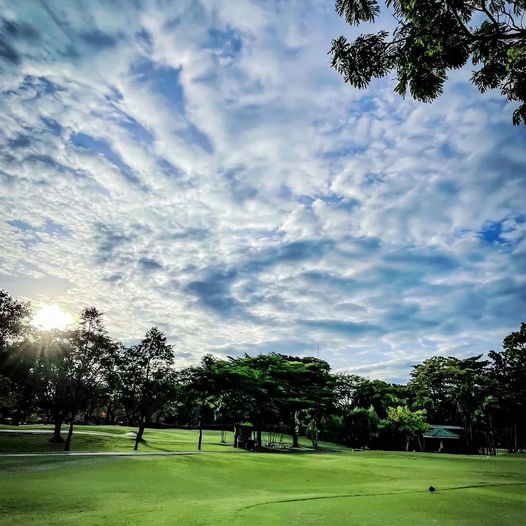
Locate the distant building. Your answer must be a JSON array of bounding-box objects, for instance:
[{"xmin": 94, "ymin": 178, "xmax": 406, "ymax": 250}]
[{"xmin": 422, "ymin": 425, "xmax": 463, "ymax": 453}]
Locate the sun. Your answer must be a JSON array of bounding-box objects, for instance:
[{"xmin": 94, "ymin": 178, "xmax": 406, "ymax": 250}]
[{"xmin": 32, "ymin": 304, "xmax": 72, "ymax": 331}]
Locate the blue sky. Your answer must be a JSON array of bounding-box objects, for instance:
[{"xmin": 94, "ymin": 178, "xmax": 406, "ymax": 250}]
[{"xmin": 1, "ymin": 1, "xmax": 525, "ymax": 381}]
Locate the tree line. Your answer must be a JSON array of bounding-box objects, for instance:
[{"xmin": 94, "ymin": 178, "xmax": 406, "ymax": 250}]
[{"xmin": 1, "ymin": 290, "xmax": 525, "ymax": 454}]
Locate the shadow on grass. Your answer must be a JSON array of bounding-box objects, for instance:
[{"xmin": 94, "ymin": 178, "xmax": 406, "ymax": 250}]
[{"xmin": 255, "ymin": 445, "xmax": 349, "ymax": 455}]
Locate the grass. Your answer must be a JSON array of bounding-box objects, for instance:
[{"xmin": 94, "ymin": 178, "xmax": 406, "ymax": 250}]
[
  {"xmin": 0, "ymin": 424, "xmax": 343, "ymax": 453},
  {"xmin": 1, "ymin": 426, "xmax": 526, "ymax": 525},
  {"xmin": 0, "ymin": 424, "xmax": 221, "ymax": 453}
]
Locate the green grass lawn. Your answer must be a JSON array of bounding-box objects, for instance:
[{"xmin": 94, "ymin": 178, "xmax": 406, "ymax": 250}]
[
  {"xmin": 1, "ymin": 427, "xmax": 526, "ymax": 525},
  {"xmin": 0, "ymin": 424, "xmax": 343, "ymax": 453},
  {"xmin": 0, "ymin": 424, "xmax": 226, "ymax": 453}
]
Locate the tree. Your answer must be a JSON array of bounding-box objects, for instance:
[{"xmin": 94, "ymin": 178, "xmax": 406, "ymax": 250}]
[
  {"xmin": 351, "ymin": 378, "xmax": 407, "ymax": 419},
  {"xmin": 98, "ymin": 342, "xmax": 128, "ymax": 426},
  {"xmin": 0, "ymin": 292, "xmax": 34, "ymax": 424},
  {"xmin": 31, "ymin": 330, "xmax": 75, "ymax": 442},
  {"xmin": 205, "ymin": 354, "xmax": 333, "ymax": 449},
  {"xmin": 331, "ymin": 374, "xmax": 405, "ymax": 447},
  {"xmin": 178, "ymin": 354, "xmax": 224, "ymax": 451},
  {"xmin": 241, "ymin": 354, "xmax": 332, "ymax": 448},
  {"xmin": 125, "ymin": 327, "xmax": 174, "ymax": 450},
  {"xmin": 330, "ymin": 0, "xmax": 526, "ymax": 125},
  {"xmin": 332, "ymin": 373, "xmax": 363, "ymax": 413},
  {"xmin": 345, "ymin": 405, "xmax": 381, "ymax": 447},
  {"xmin": 63, "ymin": 307, "xmax": 115, "ymax": 451},
  {"xmin": 489, "ymin": 322, "xmax": 526, "ymax": 451},
  {"xmin": 200, "ymin": 358, "xmax": 259, "ymax": 448},
  {"xmin": 409, "ymin": 354, "xmax": 491, "ymax": 451},
  {"xmin": 382, "ymin": 405, "xmax": 428, "ymax": 451},
  {"xmin": 0, "ymin": 290, "xmax": 31, "ymax": 353}
]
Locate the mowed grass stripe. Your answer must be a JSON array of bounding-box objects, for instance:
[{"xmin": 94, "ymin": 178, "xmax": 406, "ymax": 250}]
[{"xmin": 1, "ymin": 428, "xmax": 525, "ymax": 525}]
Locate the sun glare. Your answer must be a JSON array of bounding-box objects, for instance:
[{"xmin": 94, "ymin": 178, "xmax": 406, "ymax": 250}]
[{"xmin": 32, "ymin": 304, "xmax": 72, "ymax": 331}]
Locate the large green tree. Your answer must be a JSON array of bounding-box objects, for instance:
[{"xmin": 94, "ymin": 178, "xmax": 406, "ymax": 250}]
[
  {"xmin": 382, "ymin": 405, "xmax": 428, "ymax": 451},
  {"xmin": 63, "ymin": 308, "xmax": 115, "ymax": 451},
  {"xmin": 489, "ymin": 322, "xmax": 526, "ymax": 451},
  {"xmin": 0, "ymin": 291, "xmax": 33, "ymax": 423},
  {"xmin": 124, "ymin": 327, "xmax": 175, "ymax": 450},
  {"xmin": 330, "ymin": 0, "xmax": 526, "ymax": 124},
  {"xmin": 0, "ymin": 290, "xmax": 31, "ymax": 353},
  {"xmin": 409, "ymin": 354, "xmax": 491, "ymax": 450},
  {"xmin": 331, "ymin": 374, "xmax": 406, "ymax": 447},
  {"xmin": 201, "ymin": 357, "xmax": 262, "ymax": 448},
  {"xmin": 178, "ymin": 354, "xmax": 222, "ymax": 450},
  {"xmin": 235, "ymin": 354, "xmax": 333, "ymax": 448},
  {"xmin": 31, "ymin": 330, "xmax": 75, "ymax": 442}
]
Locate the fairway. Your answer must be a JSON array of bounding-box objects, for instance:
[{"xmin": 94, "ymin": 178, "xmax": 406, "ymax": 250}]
[{"xmin": 1, "ymin": 428, "xmax": 525, "ymax": 525}]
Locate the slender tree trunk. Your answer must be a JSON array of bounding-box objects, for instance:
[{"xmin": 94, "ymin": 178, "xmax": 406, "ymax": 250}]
[
  {"xmin": 50, "ymin": 418, "xmax": 64, "ymax": 443},
  {"xmin": 405, "ymin": 435, "xmax": 410, "ymax": 452},
  {"xmin": 256, "ymin": 429, "xmax": 262, "ymax": 448},
  {"xmin": 64, "ymin": 416, "xmax": 75, "ymax": 452},
  {"xmin": 292, "ymin": 411, "xmax": 299, "ymax": 448},
  {"xmin": 65, "ymin": 375, "xmax": 83, "ymax": 452},
  {"xmin": 514, "ymin": 423, "xmax": 518, "ymax": 453},
  {"xmin": 198, "ymin": 420, "xmax": 203, "ymax": 451},
  {"xmin": 233, "ymin": 425, "xmax": 238, "ymax": 448},
  {"xmin": 134, "ymin": 419, "xmax": 145, "ymax": 451},
  {"xmin": 312, "ymin": 426, "xmax": 319, "ymax": 448},
  {"xmin": 104, "ymin": 402, "xmax": 113, "ymax": 425}
]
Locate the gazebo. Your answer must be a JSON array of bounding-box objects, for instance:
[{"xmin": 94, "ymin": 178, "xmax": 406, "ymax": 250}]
[{"xmin": 423, "ymin": 426, "xmax": 460, "ymax": 453}]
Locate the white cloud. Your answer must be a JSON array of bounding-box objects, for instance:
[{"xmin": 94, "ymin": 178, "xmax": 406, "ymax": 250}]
[{"xmin": 0, "ymin": 0, "xmax": 524, "ymax": 381}]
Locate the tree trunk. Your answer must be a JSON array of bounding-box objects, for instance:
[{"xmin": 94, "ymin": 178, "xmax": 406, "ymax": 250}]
[
  {"xmin": 312, "ymin": 426, "xmax": 319, "ymax": 448},
  {"xmin": 292, "ymin": 411, "xmax": 299, "ymax": 448},
  {"xmin": 198, "ymin": 422, "xmax": 203, "ymax": 451},
  {"xmin": 256, "ymin": 429, "xmax": 262, "ymax": 448},
  {"xmin": 134, "ymin": 420, "xmax": 145, "ymax": 451},
  {"xmin": 104, "ymin": 403, "xmax": 113, "ymax": 425},
  {"xmin": 233, "ymin": 425, "xmax": 238, "ymax": 448},
  {"xmin": 50, "ymin": 419, "xmax": 64, "ymax": 443},
  {"xmin": 64, "ymin": 418, "xmax": 75, "ymax": 452},
  {"xmin": 405, "ymin": 435, "xmax": 410, "ymax": 452}
]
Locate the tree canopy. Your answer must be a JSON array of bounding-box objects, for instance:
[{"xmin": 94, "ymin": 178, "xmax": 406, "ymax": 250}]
[
  {"xmin": 330, "ymin": 0, "xmax": 526, "ymax": 125},
  {"xmin": 1, "ymin": 289, "xmax": 525, "ymax": 454}
]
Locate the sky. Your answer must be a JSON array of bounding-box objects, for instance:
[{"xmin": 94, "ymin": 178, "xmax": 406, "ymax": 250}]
[{"xmin": 1, "ymin": 0, "xmax": 525, "ymax": 382}]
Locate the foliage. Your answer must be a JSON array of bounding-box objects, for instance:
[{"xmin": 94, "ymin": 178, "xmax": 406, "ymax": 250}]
[
  {"xmin": 0, "ymin": 291, "xmax": 525, "ymax": 454},
  {"xmin": 330, "ymin": 0, "xmax": 526, "ymax": 125},
  {"xmin": 382, "ymin": 405, "xmax": 428, "ymax": 450},
  {"xmin": 0, "ymin": 289, "xmax": 31, "ymax": 352},
  {"xmin": 488, "ymin": 322, "xmax": 526, "ymax": 451},
  {"xmin": 122, "ymin": 327, "xmax": 175, "ymax": 450},
  {"xmin": 0, "ymin": 291, "xmax": 33, "ymax": 422},
  {"xmin": 409, "ymin": 354, "xmax": 490, "ymax": 450},
  {"xmin": 62, "ymin": 308, "xmax": 117, "ymax": 450},
  {"xmin": 30, "ymin": 330, "xmax": 76, "ymax": 442}
]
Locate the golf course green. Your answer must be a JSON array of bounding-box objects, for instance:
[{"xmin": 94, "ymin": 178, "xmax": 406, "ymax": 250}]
[{"xmin": 1, "ymin": 426, "xmax": 525, "ymax": 525}]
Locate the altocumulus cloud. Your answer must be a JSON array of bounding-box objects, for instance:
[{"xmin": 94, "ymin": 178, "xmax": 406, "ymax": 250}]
[{"xmin": 0, "ymin": 0, "xmax": 525, "ymax": 380}]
